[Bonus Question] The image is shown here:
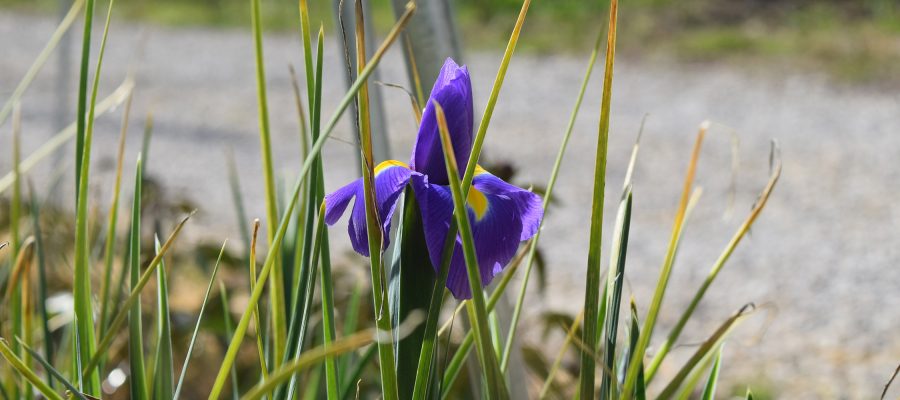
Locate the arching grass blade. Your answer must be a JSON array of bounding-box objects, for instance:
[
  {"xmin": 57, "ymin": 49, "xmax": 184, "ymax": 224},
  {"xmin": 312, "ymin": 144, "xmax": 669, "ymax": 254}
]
[
  {"xmin": 126, "ymin": 156, "xmax": 148, "ymax": 400},
  {"xmin": 219, "ymin": 282, "xmax": 241, "ymax": 400},
  {"xmin": 656, "ymin": 305, "xmax": 756, "ymax": 399},
  {"xmin": 152, "ymin": 237, "xmax": 174, "ymax": 399},
  {"xmin": 82, "ymin": 212, "xmax": 194, "ymax": 378},
  {"xmin": 700, "ymin": 347, "xmax": 723, "ymax": 400},
  {"xmin": 0, "ymin": 338, "xmax": 64, "ymax": 400},
  {"xmin": 645, "ymin": 146, "xmax": 782, "ymax": 381},
  {"xmin": 98, "ymin": 90, "xmax": 132, "ymax": 336},
  {"xmin": 16, "ymin": 338, "xmax": 88, "ymax": 400},
  {"xmin": 173, "ymin": 240, "xmax": 227, "ymax": 400}
]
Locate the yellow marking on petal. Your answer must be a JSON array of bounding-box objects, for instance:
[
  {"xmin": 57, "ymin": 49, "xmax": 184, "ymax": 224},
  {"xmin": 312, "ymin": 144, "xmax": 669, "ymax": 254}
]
[
  {"xmin": 467, "ymin": 186, "xmax": 489, "ymax": 220},
  {"xmin": 474, "ymin": 164, "xmax": 489, "ymax": 176},
  {"xmin": 375, "ymin": 160, "xmax": 409, "ymax": 175}
]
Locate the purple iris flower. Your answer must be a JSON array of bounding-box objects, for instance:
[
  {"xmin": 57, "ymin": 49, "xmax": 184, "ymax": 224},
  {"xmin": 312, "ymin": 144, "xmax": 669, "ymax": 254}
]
[{"xmin": 324, "ymin": 58, "xmax": 543, "ymax": 299}]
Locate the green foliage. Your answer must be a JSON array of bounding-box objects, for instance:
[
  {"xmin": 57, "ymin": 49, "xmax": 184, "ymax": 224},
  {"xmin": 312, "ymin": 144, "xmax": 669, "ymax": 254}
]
[{"xmin": 0, "ymin": 0, "xmax": 786, "ymax": 399}]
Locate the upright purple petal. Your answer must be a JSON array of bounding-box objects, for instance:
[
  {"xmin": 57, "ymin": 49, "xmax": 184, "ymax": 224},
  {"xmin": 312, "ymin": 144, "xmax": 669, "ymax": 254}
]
[
  {"xmin": 409, "ymin": 58, "xmax": 474, "ymax": 185},
  {"xmin": 324, "ymin": 161, "xmax": 414, "ymax": 257},
  {"xmin": 411, "ymin": 169, "xmax": 543, "ymax": 299}
]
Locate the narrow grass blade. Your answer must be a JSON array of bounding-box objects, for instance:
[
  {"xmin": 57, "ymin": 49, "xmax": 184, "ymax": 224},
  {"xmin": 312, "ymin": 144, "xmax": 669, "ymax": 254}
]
[
  {"xmin": 700, "ymin": 347, "xmax": 723, "ymax": 400},
  {"xmin": 249, "ymin": 0, "xmax": 287, "ymax": 366},
  {"xmin": 433, "ymin": 102, "xmax": 508, "ymax": 399},
  {"xmin": 245, "ymin": 220, "xmax": 269, "ymax": 383},
  {"xmin": 318, "ymin": 206, "xmax": 340, "ymax": 400},
  {"xmin": 599, "ymin": 189, "xmax": 632, "ymax": 400},
  {"xmin": 99, "ymin": 90, "xmax": 133, "ymax": 335},
  {"xmin": 288, "ymin": 65, "xmax": 311, "ymax": 156},
  {"xmin": 656, "ymin": 304, "xmax": 755, "ymax": 399},
  {"xmin": 219, "ymin": 282, "xmax": 241, "ymax": 400},
  {"xmin": 82, "ymin": 212, "xmax": 194, "ymax": 378},
  {"xmin": 674, "ymin": 348, "xmax": 717, "ymax": 400},
  {"xmin": 459, "ymin": 0, "xmax": 531, "ymax": 193},
  {"xmin": 173, "ymin": 240, "xmax": 227, "ymax": 400},
  {"xmin": 288, "ymin": 64, "xmax": 312, "ymax": 317},
  {"xmin": 73, "ymin": 0, "xmax": 94, "ymax": 196},
  {"xmin": 73, "ymin": 0, "xmax": 116, "ymax": 392},
  {"xmin": 353, "ymin": 7, "xmax": 399, "ymax": 399},
  {"xmin": 283, "ymin": 0, "xmax": 322, "ymax": 369},
  {"xmin": 281, "ymin": 26, "xmax": 330, "ymax": 400},
  {"xmin": 624, "ymin": 300, "xmax": 646, "ymax": 400},
  {"xmin": 0, "ymin": 338, "xmax": 64, "ymax": 400},
  {"xmin": 17, "ymin": 339, "xmax": 88, "ymax": 400},
  {"xmin": 598, "ymin": 121, "xmax": 645, "ymax": 399},
  {"xmin": 72, "ymin": 316, "xmax": 84, "ymax": 391},
  {"xmin": 20, "ymin": 239, "xmax": 35, "ymax": 400},
  {"xmin": 298, "ymin": 0, "xmax": 316, "ymax": 120},
  {"xmin": 127, "ymin": 156, "xmax": 148, "ymax": 400},
  {"xmin": 208, "ymin": 6, "xmax": 417, "ymax": 398},
  {"xmin": 289, "ymin": 200, "xmax": 330, "ymax": 382},
  {"xmin": 645, "ymin": 147, "xmax": 782, "ymax": 381},
  {"xmin": 0, "ymin": 0, "xmax": 83, "ymax": 126},
  {"xmin": 500, "ymin": 27, "xmax": 605, "ymax": 375},
  {"xmin": 621, "ymin": 121, "xmax": 711, "ymax": 398},
  {"xmin": 4, "ymin": 241, "xmax": 34, "ymax": 309},
  {"xmin": 292, "ymin": 3, "xmax": 317, "ymax": 353},
  {"xmin": 152, "ymin": 237, "xmax": 174, "ymax": 399},
  {"xmin": 580, "ymin": 1, "xmax": 618, "ymax": 397},
  {"xmin": 27, "ymin": 185, "xmax": 54, "ymax": 389},
  {"xmin": 139, "ymin": 113, "xmax": 154, "ymax": 170},
  {"xmin": 8, "ymin": 105, "xmax": 25, "ymax": 400}
]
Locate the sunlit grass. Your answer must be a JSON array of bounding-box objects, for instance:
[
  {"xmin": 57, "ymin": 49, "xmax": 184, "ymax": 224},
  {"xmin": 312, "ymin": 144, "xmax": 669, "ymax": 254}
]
[{"xmin": 0, "ymin": 0, "xmax": 789, "ymax": 398}]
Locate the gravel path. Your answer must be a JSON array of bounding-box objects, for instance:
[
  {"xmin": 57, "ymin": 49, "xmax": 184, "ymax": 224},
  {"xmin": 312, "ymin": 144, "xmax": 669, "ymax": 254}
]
[{"xmin": 2, "ymin": 12, "xmax": 899, "ymax": 399}]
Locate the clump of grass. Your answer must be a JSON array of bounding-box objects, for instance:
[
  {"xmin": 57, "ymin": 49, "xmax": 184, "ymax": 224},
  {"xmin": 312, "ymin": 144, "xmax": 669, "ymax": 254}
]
[{"xmin": 0, "ymin": 0, "xmax": 786, "ymax": 398}]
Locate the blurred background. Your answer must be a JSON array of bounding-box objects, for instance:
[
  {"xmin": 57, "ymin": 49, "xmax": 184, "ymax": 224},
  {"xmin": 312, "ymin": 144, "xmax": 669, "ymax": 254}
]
[{"xmin": 1, "ymin": 0, "xmax": 898, "ymax": 398}]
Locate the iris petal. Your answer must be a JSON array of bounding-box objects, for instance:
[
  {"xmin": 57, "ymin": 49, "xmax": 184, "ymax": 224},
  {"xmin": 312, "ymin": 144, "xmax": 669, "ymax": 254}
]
[
  {"xmin": 323, "ymin": 161, "xmax": 414, "ymax": 256},
  {"xmin": 411, "ymin": 169, "xmax": 543, "ymax": 299},
  {"xmin": 409, "ymin": 58, "xmax": 474, "ymax": 185}
]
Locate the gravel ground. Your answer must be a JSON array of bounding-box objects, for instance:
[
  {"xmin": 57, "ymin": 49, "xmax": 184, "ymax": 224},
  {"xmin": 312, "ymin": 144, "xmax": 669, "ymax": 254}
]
[{"xmin": 2, "ymin": 12, "xmax": 899, "ymax": 399}]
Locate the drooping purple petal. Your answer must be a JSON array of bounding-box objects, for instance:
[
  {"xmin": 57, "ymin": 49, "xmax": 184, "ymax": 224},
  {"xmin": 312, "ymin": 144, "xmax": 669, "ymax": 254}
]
[
  {"xmin": 324, "ymin": 179, "xmax": 359, "ymax": 225},
  {"xmin": 411, "ymin": 169, "xmax": 543, "ymax": 299},
  {"xmin": 471, "ymin": 171, "xmax": 543, "ymax": 241},
  {"xmin": 323, "ymin": 161, "xmax": 414, "ymax": 256},
  {"xmin": 409, "ymin": 58, "xmax": 474, "ymax": 185}
]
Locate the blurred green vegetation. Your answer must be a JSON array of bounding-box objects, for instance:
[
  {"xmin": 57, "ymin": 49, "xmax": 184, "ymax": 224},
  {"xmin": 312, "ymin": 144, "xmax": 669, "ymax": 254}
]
[
  {"xmin": 2, "ymin": 0, "xmax": 898, "ymax": 83},
  {"xmin": 459, "ymin": 0, "xmax": 900, "ymax": 84}
]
